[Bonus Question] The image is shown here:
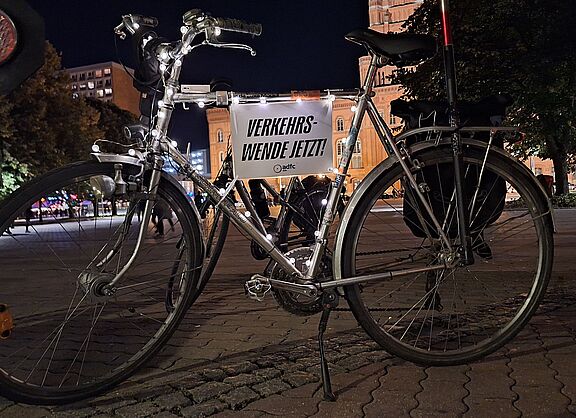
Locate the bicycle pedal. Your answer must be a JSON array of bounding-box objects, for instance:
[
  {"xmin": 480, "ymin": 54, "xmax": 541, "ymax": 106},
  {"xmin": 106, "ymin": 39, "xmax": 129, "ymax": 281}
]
[{"xmin": 245, "ymin": 275, "xmax": 272, "ymax": 302}]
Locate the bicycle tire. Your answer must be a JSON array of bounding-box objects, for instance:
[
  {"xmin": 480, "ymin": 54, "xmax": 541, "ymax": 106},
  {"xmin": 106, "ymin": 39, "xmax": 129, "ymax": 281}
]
[
  {"xmin": 0, "ymin": 161, "xmax": 203, "ymax": 404},
  {"xmin": 198, "ymin": 205, "xmax": 229, "ymax": 286},
  {"xmin": 339, "ymin": 143, "xmax": 553, "ymax": 366}
]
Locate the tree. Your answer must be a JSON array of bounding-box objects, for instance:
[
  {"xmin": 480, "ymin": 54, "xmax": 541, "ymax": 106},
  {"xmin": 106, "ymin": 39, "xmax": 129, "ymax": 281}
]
[
  {"xmin": 5, "ymin": 42, "xmax": 102, "ymax": 176},
  {"xmin": 85, "ymin": 98, "xmax": 137, "ymax": 154},
  {"xmin": 0, "ymin": 99, "xmax": 30, "ymax": 199},
  {"xmin": 395, "ymin": 0, "xmax": 576, "ymax": 194}
]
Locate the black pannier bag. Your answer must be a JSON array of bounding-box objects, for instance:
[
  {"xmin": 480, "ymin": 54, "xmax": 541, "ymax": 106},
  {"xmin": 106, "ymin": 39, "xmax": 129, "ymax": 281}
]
[{"xmin": 390, "ymin": 95, "xmax": 513, "ymax": 246}]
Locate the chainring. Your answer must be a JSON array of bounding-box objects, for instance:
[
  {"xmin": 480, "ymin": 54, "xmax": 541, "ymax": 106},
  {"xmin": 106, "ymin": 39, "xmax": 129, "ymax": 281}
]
[{"xmin": 269, "ymin": 247, "xmax": 331, "ymax": 316}]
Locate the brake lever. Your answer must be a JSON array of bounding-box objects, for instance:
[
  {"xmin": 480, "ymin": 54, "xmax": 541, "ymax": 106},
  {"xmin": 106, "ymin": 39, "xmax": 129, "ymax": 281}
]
[{"xmin": 203, "ymin": 40, "xmax": 257, "ymax": 56}]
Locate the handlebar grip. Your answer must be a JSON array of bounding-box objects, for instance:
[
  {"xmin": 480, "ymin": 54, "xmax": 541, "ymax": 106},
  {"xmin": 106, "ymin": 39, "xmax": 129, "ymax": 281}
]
[{"xmin": 214, "ymin": 17, "xmax": 262, "ymax": 36}]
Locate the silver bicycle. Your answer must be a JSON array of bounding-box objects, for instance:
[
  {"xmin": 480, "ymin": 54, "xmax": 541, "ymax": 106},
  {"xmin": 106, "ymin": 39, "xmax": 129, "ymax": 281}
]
[{"xmin": 0, "ymin": 7, "xmax": 553, "ymax": 404}]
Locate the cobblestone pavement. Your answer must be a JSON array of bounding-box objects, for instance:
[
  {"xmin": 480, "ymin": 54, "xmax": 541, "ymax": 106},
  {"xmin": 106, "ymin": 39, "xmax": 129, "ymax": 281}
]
[{"xmin": 1, "ymin": 210, "xmax": 576, "ymax": 418}]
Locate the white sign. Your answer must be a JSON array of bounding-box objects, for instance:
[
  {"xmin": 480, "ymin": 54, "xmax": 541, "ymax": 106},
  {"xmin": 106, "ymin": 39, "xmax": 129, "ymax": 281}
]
[{"xmin": 230, "ymin": 100, "xmax": 333, "ymax": 179}]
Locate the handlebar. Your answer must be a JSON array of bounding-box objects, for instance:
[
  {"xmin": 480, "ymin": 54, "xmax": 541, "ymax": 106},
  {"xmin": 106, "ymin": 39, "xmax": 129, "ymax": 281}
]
[{"xmin": 213, "ymin": 17, "xmax": 262, "ymax": 36}]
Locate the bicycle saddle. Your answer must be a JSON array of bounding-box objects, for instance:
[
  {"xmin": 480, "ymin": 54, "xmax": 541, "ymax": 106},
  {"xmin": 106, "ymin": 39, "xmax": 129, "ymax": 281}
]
[{"xmin": 345, "ymin": 28, "xmax": 436, "ymax": 67}]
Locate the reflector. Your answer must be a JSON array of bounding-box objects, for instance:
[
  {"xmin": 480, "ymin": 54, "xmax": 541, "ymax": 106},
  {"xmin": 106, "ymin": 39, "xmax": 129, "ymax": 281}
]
[{"xmin": 0, "ymin": 10, "xmax": 18, "ymax": 65}]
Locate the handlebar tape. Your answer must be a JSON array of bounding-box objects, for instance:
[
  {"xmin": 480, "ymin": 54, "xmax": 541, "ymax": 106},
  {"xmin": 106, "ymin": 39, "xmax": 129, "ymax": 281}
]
[{"xmin": 214, "ymin": 17, "xmax": 262, "ymax": 36}]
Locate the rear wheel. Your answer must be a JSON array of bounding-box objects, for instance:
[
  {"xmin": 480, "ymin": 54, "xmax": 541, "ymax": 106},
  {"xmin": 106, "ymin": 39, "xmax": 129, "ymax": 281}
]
[
  {"xmin": 341, "ymin": 145, "xmax": 553, "ymax": 365},
  {"xmin": 0, "ymin": 161, "xmax": 203, "ymax": 404}
]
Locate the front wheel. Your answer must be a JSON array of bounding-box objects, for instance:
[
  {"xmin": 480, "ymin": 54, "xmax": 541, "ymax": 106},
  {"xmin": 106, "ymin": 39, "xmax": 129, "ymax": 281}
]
[
  {"xmin": 340, "ymin": 144, "xmax": 553, "ymax": 366},
  {"xmin": 0, "ymin": 161, "xmax": 203, "ymax": 404}
]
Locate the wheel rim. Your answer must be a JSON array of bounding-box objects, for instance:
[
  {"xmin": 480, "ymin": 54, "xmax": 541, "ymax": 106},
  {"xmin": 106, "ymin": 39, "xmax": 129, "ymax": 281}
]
[
  {"xmin": 0, "ymin": 166, "xmax": 196, "ymax": 399},
  {"xmin": 343, "ymin": 149, "xmax": 552, "ymax": 361}
]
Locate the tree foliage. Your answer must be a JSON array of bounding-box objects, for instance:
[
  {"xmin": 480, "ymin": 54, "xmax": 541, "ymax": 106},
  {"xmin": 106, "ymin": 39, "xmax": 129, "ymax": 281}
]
[
  {"xmin": 4, "ymin": 42, "xmax": 102, "ymax": 176},
  {"xmin": 85, "ymin": 98, "xmax": 137, "ymax": 154},
  {"xmin": 395, "ymin": 0, "xmax": 576, "ymax": 193}
]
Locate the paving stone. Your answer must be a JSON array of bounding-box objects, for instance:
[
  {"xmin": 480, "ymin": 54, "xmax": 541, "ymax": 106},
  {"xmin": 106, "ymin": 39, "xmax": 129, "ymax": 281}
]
[
  {"xmin": 50, "ymin": 406, "xmax": 99, "ymax": 418},
  {"xmin": 212, "ymin": 410, "xmax": 265, "ymax": 418},
  {"xmin": 153, "ymin": 391, "xmax": 191, "ymax": 410},
  {"xmin": 335, "ymin": 353, "xmax": 372, "ymax": 371},
  {"xmin": 199, "ymin": 369, "xmax": 227, "ymax": 382},
  {"xmin": 92, "ymin": 398, "xmax": 139, "ymax": 414},
  {"xmin": 153, "ymin": 412, "xmax": 181, "ymax": 418},
  {"xmin": 282, "ymin": 371, "xmax": 320, "ymax": 388},
  {"xmin": 116, "ymin": 401, "xmax": 162, "ymax": 418},
  {"xmin": 464, "ymin": 397, "xmax": 521, "ymax": 418},
  {"xmin": 514, "ymin": 386, "xmax": 571, "ymax": 417},
  {"xmin": 222, "ymin": 361, "xmax": 258, "ymax": 376},
  {"xmin": 253, "ymin": 378, "xmax": 292, "ymax": 397},
  {"xmin": 222, "ymin": 373, "xmax": 264, "ymax": 387},
  {"xmin": 243, "ymin": 394, "xmax": 320, "ymax": 416},
  {"xmin": 253, "ymin": 367, "xmax": 282, "ymax": 380},
  {"xmin": 219, "ymin": 386, "xmax": 260, "ymax": 410},
  {"xmin": 180, "ymin": 399, "xmax": 226, "ymax": 418},
  {"xmin": 0, "ymin": 404, "xmax": 51, "ymax": 418},
  {"xmin": 187, "ymin": 382, "xmax": 233, "ymax": 403},
  {"xmin": 254, "ymin": 354, "xmax": 287, "ymax": 368}
]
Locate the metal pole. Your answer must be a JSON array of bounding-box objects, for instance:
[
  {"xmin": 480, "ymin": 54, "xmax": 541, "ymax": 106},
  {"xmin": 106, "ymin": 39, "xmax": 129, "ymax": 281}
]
[{"xmin": 440, "ymin": 0, "xmax": 474, "ymax": 265}]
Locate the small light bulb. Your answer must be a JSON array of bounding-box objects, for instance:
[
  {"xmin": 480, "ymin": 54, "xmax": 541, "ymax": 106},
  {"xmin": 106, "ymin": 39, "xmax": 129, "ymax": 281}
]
[
  {"xmin": 289, "ymin": 258, "xmax": 296, "ymax": 264},
  {"xmin": 321, "ymin": 199, "xmax": 328, "ymax": 206},
  {"xmin": 151, "ymin": 129, "xmax": 160, "ymax": 138},
  {"xmin": 197, "ymin": 101, "xmax": 205, "ymax": 108},
  {"xmin": 180, "ymin": 26, "xmax": 188, "ymax": 34},
  {"xmin": 132, "ymin": 22, "xmax": 140, "ymax": 30},
  {"xmin": 332, "ymin": 168, "xmax": 339, "ymax": 175},
  {"xmin": 296, "ymin": 97, "xmax": 302, "ymax": 103},
  {"xmin": 159, "ymin": 64, "xmax": 167, "ymax": 72},
  {"xmin": 314, "ymin": 230, "xmax": 320, "ymax": 237},
  {"xmin": 91, "ymin": 144, "xmax": 100, "ymax": 153},
  {"xmin": 171, "ymin": 140, "xmax": 178, "ymax": 147},
  {"xmin": 351, "ymin": 105, "xmax": 357, "ymax": 113},
  {"xmin": 305, "ymin": 260, "xmax": 312, "ymax": 267},
  {"xmin": 160, "ymin": 51, "xmax": 169, "ymax": 61},
  {"xmin": 128, "ymin": 148, "xmax": 136, "ymax": 156},
  {"xmin": 244, "ymin": 211, "xmax": 251, "ymax": 218},
  {"xmin": 174, "ymin": 59, "xmax": 182, "ymax": 67},
  {"xmin": 219, "ymin": 188, "xmax": 226, "ymax": 196},
  {"xmin": 259, "ymin": 97, "xmax": 267, "ymax": 104},
  {"xmin": 232, "ymin": 96, "xmax": 240, "ymax": 105},
  {"xmin": 214, "ymin": 27, "xmax": 222, "ymax": 36},
  {"xmin": 158, "ymin": 100, "xmax": 165, "ymax": 107},
  {"xmin": 328, "ymin": 94, "xmax": 336, "ymax": 102},
  {"xmin": 166, "ymin": 88, "xmax": 174, "ymax": 97},
  {"xmin": 266, "ymin": 234, "xmax": 273, "ymax": 241}
]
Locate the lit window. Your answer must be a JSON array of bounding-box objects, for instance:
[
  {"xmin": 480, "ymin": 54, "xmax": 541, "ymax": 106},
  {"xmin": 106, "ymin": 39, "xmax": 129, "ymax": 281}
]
[
  {"xmin": 217, "ymin": 129, "xmax": 224, "ymax": 143},
  {"xmin": 95, "ymin": 69, "xmax": 103, "ymax": 78},
  {"xmin": 79, "ymin": 84, "xmax": 87, "ymax": 90},
  {"xmin": 389, "ymin": 114, "xmax": 397, "ymax": 125},
  {"xmin": 105, "ymin": 88, "xmax": 113, "ymax": 96},
  {"xmin": 72, "ymin": 93, "xmax": 79, "ymax": 99},
  {"xmin": 104, "ymin": 68, "xmax": 111, "ymax": 75},
  {"xmin": 97, "ymin": 90, "xmax": 104, "ymax": 98},
  {"xmin": 71, "ymin": 84, "xmax": 78, "ymax": 91},
  {"xmin": 87, "ymin": 81, "xmax": 95, "ymax": 89},
  {"xmin": 336, "ymin": 117, "xmax": 345, "ymax": 132},
  {"xmin": 337, "ymin": 138, "xmax": 362, "ymax": 169}
]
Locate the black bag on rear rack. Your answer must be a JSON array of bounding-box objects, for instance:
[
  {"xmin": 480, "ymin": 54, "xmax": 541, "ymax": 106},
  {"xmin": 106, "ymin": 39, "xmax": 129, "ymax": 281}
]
[{"xmin": 390, "ymin": 95, "xmax": 512, "ymax": 240}]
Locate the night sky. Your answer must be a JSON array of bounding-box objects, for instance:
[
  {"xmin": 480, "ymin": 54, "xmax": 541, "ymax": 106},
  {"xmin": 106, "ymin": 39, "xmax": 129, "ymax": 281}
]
[{"xmin": 25, "ymin": 0, "xmax": 369, "ymax": 150}]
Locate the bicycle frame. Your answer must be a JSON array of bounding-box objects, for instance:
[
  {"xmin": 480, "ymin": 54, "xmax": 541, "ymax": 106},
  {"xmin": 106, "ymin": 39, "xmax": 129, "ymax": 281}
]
[{"xmin": 104, "ymin": 6, "xmax": 513, "ymax": 296}]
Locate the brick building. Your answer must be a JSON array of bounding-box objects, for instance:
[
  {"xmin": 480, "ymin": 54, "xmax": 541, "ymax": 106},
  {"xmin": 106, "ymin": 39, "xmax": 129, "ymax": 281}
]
[{"xmin": 66, "ymin": 62, "xmax": 141, "ymax": 115}]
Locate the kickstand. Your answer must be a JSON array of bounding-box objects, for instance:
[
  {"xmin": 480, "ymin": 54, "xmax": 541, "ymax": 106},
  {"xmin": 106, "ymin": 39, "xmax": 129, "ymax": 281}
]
[{"xmin": 318, "ymin": 291, "xmax": 338, "ymax": 402}]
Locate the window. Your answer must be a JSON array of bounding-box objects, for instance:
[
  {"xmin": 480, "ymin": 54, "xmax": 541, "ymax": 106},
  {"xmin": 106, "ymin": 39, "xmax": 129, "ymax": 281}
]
[
  {"xmin": 104, "ymin": 79, "xmax": 112, "ymax": 87},
  {"xmin": 103, "ymin": 68, "xmax": 111, "ymax": 75},
  {"xmin": 71, "ymin": 74, "xmax": 77, "ymax": 82},
  {"xmin": 217, "ymin": 129, "xmax": 224, "ymax": 143},
  {"xmin": 219, "ymin": 151, "xmax": 225, "ymax": 163},
  {"xmin": 95, "ymin": 69, "xmax": 103, "ymax": 78},
  {"xmin": 79, "ymin": 73, "xmax": 86, "ymax": 81},
  {"xmin": 79, "ymin": 84, "xmax": 87, "ymax": 90},
  {"xmin": 97, "ymin": 80, "xmax": 103, "ymax": 87},
  {"xmin": 71, "ymin": 84, "xmax": 78, "ymax": 91},
  {"xmin": 337, "ymin": 138, "xmax": 362, "ymax": 169},
  {"xmin": 87, "ymin": 71, "xmax": 94, "ymax": 79},
  {"xmin": 87, "ymin": 81, "xmax": 95, "ymax": 89},
  {"xmin": 104, "ymin": 88, "xmax": 113, "ymax": 95},
  {"xmin": 389, "ymin": 114, "xmax": 397, "ymax": 125},
  {"xmin": 336, "ymin": 117, "xmax": 344, "ymax": 132},
  {"xmin": 72, "ymin": 93, "xmax": 79, "ymax": 99},
  {"xmin": 97, "ymin": 90, "xmax": 104, "ymax": 98}
]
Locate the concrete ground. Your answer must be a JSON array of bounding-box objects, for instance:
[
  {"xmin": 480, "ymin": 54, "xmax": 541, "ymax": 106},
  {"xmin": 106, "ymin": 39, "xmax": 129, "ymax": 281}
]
[{"xmin": 1, "ymin": 209, "xmax": 575, "ymax": 418}]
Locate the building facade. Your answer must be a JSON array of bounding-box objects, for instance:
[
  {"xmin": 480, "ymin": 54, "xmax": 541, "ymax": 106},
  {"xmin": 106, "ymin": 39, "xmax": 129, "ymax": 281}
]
[{"xmin": 66, "ymin": 62, "xmax": 141, "ymax": 115}]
